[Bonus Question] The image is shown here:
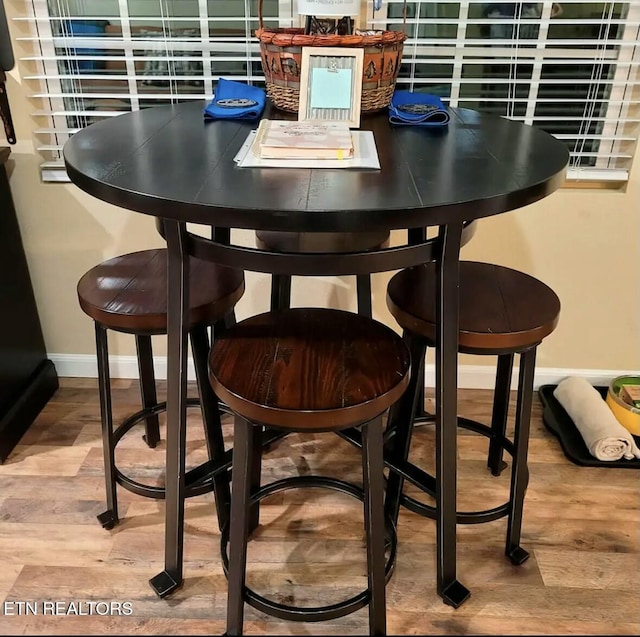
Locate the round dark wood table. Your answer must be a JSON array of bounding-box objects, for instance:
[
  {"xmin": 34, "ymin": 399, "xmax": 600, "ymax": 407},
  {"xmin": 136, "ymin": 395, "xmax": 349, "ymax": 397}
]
[{"xmin": 64, "ymin": 100, "xmax": 568, "ymax": 607}]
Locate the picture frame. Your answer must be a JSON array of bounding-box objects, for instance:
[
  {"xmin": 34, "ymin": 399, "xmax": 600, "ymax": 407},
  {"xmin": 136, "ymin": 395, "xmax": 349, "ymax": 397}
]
[{"xmin": 298, "ymin": 47, "xmax": 364, "ymax": 128}]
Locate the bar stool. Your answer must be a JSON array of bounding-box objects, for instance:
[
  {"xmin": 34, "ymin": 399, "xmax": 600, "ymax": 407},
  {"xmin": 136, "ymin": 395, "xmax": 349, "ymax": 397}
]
[
  {"xmin": 208, "ymin": 308, "xmax": 410, "ymax": 636},
  {"xmin": 76, "ymin": 248, "xmax": 244, "ymax": 534},
  {"xmin": 255, "ymin": 231, "xmax": 390, "ymax": 315},
  {"xmin": 383, "ymin": 261, "xmax": 560, "ymax": 603}
]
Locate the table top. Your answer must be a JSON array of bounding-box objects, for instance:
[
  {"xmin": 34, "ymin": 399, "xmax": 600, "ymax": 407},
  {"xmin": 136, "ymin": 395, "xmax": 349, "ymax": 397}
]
[{"xmin": 63, "ymin": 101, "xmax": 568, "ymax": 232}]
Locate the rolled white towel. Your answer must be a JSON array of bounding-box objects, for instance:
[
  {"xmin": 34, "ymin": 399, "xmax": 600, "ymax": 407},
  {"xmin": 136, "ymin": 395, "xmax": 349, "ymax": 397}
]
[{"xmin": 553, "ymin": 377, "xmax": 640, "ymax": 461}]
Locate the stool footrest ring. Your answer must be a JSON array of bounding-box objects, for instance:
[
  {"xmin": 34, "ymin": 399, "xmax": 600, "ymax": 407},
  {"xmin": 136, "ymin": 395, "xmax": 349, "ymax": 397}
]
[
  {"xmin": 109, "ymin": 398, "xmax": 276, "ymax": 500},
  {"xmin": 386, "ymin": 414, "xmax": 528, "ymax": 524},
  {"xmin": 108, "ymin": 401, "xmax": 285, "ymax": 501},
  {"xmin": 220, "ymin": 475, "xmax": 397, "ymax": 623},
  {"xmin": 110, "ymin": 398, "xmax": 216, "ymax": 500}
]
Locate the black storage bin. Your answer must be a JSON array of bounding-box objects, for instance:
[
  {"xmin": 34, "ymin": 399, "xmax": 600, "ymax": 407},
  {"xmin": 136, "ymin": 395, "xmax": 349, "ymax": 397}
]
[{"xmin": 0, "ymin": 148, "xmax": 58, "ymax": 462}]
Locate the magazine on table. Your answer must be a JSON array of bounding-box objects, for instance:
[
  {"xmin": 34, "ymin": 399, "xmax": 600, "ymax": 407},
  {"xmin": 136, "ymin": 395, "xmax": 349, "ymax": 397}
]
[{"xmin": 256, "ymin": 119, "xmax": 354, "ymax": 160}]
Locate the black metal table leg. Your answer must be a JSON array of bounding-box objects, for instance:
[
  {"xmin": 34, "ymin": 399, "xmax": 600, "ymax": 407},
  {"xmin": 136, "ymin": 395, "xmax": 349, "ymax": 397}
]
[
  {"xmin": 149, "ymin": 220, "xmax": 190, "ymax": 599},
  {"xmin": 435, "ymin": 222, "xmax": 470, "ymax": 608}
]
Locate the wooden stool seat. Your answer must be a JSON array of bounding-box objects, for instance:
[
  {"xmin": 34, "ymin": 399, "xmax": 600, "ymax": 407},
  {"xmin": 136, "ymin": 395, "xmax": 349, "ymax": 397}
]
[
  {"xmin": 77, "ymin": 248, "xmax": 244, "ymax": 333},
  {"xmin": 210, "ymin": 308, "xmax": 409, "ymax": 635},
  {"xmin": 209, "ymin": 308, "xmax": 410, "ymax": 431},
  {"xmin": 387, "ymin": 261, "xmax": 560, "ymax": 352}
]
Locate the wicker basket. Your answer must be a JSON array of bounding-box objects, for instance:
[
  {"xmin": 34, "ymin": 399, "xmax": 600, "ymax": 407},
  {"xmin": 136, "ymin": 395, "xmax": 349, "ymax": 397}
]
[{"xmin": 256, "ymin": 0, "xmax": 407, "ymax": 113}]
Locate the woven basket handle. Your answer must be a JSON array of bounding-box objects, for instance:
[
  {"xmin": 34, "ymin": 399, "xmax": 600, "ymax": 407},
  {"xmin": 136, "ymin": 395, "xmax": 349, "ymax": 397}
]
[{"xmin": 258, "ymin": 0, "xmax": 408, "ymax": 33}]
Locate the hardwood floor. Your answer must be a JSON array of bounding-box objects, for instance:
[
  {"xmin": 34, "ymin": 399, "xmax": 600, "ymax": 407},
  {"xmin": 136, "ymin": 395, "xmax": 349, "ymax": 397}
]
[{"xmin": 0, "ymin": 378, "xmax": 638, "ymax": 635}]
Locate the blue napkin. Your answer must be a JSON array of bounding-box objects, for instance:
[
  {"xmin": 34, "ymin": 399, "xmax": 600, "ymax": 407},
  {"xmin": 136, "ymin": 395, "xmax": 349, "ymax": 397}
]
[
  {"xmin": 204, "ymin": 78, "xmax": 266, "ymax": 121},
  {"xmin": 389, "ymin": 91, "xmax": 450, "ymax": 127}
]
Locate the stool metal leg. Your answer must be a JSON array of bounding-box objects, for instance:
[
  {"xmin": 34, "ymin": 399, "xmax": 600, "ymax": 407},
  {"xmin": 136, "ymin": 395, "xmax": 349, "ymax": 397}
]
[
  {"xmin": 356, "ymin": 274, "xmax": 373, "ymax": 318},
  {"xmin": 414, "ymin": 351, "xmax": 427, "ymax": 419},
  {"xmin": 95, "ymin": 323, "xmax": 118, "ymax": 530},
  {"xmin": 224, "ymin": 310, "xmax": 237, "ymax": 330},
  {"xmin": 226, "ymin": 416, "xmax": 255, "ymax": 636},
  {"xmin": 249, "ymin": 426, "xmax": 263, "ymax": 534},
  {"xmin": 505, "ymin": 347, "xmax": 535, "ymax": 565},
  {"xmin": 362, "ymin": 416, "xmax": 387, "ymax": 636},
  {"xmin": 383, "ymin": 331, "xmax": 424, "ymax": 442},
  {"xmin": 210, "ymin": 312, "xmax": 262, "ymax": 533},
  {"xmin": 271, "ymin": 274, "xmax": 292, "ymax": 311},
  {"xmin": 408, "ymin": 227, "xmax": 428, "ymax": 420},
  {"xmin": 487, "ymin": 353, "xmax": 514, "ymax": 476},
  {"xmin": 135, "ymin": 334, "xmax": 161, "ymax": 449},
  {"xmin": 190, "ymin": 325, "xmax": 231, "ymax": 533},
  {"xmin": 384, "ymin": 333, "xmax": 427, "ymax": 527}
]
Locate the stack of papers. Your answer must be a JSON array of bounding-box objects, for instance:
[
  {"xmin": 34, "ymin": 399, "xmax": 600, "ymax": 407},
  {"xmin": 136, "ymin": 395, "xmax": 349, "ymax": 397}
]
[{"xmin": 234, "ymin": 127, "xmax": 380, "ymax": 169}]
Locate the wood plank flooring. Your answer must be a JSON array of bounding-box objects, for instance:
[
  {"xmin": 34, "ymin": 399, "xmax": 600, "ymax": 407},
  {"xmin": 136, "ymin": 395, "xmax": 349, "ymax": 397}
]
[{"xmin": 0, "ymin": 378, "xmax": 638, "ymax": 635}]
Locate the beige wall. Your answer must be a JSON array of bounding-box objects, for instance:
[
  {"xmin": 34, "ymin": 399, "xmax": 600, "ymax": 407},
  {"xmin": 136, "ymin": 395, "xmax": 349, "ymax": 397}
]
[{"xmin": 3, "ymin": 5, "xmax": 639, "ymax": 377}]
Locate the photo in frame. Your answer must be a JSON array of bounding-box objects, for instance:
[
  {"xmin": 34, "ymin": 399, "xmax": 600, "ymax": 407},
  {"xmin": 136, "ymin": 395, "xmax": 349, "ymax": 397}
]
[{"xmin": 298, "ymin": 47, "xmax": 364, "ymax": 128}]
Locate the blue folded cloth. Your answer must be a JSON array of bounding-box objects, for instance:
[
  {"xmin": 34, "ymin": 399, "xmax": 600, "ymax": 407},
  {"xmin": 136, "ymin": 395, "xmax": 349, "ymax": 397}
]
[
  {"xmin": 204, "ymin": 78, "xmax": 266, "ymax": 121},
  {"xmin": 389, "ymin": 91, "xmax": 450, "ymax": 127}
]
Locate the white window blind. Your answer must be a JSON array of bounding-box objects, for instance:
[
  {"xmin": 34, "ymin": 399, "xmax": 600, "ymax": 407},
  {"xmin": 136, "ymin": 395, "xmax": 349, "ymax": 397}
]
[
  {"xmin": 378, "ymin": 1, "xmax": 640, "ymax": 183},
  {"xmin": 15, "ymin": 0, "xmax": 640, "ymax": 183}
]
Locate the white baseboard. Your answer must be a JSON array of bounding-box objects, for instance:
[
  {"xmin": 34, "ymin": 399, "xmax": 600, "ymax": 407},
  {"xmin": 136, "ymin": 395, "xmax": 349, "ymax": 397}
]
[
  {"xmin": 48, "ymin": 353, "xmax": 634, "ymax": 391},
  {"xmin": 49, "ymin": 354, "xmax": 197, "ymax": 383}
]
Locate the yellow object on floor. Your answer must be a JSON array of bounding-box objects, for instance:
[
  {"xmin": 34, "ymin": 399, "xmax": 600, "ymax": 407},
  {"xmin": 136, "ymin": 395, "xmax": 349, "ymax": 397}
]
[{"xmin": 606, "ymin": 375, "xmax": 640, "ymax": 436}]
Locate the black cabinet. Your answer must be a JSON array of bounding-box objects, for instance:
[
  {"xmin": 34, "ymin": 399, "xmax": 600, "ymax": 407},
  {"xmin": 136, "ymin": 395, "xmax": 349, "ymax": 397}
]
[{"xmin": 0, "ymin": 147, "xmax": 58, "ymax": 462}]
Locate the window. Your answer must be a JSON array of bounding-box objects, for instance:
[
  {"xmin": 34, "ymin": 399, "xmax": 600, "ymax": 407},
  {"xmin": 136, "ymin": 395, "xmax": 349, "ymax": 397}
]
[
  {"xmin": 383, "ymin": 1, "xmax": 640, "ymax": 182},
  {"xmin": 16, "ymin": 1, "xmax": 640, "ymax": 183}
]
